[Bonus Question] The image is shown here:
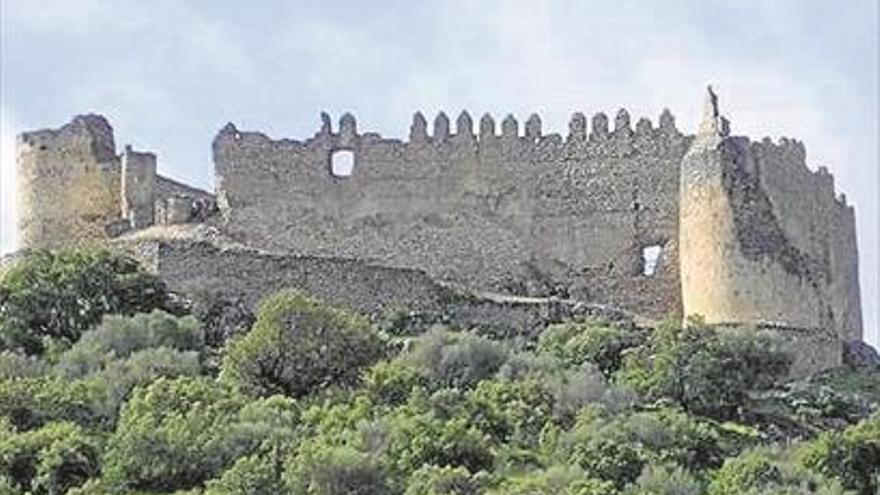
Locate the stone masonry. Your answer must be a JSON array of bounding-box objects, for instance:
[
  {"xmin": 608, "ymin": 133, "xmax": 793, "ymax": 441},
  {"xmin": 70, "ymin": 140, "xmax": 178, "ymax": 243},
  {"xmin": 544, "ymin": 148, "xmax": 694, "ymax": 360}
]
[{"xmin": 14, "ymin": 88, "xmax": 865, "ymax": 372}]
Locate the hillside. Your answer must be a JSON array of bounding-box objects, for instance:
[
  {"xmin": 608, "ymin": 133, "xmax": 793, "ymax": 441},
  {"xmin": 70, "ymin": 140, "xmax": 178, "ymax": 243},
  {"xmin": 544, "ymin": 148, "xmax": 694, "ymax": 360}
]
[{"xmin": 0, "ymin": 248, "xmax": 877, "ymax": 495}]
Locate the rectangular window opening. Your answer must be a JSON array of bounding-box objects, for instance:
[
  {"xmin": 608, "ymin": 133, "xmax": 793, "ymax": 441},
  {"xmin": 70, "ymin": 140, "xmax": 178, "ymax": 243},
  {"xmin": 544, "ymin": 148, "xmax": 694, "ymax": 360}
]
[{"xmin": 642, "ymin": 245, "xmax": 662, "ymax": 276}]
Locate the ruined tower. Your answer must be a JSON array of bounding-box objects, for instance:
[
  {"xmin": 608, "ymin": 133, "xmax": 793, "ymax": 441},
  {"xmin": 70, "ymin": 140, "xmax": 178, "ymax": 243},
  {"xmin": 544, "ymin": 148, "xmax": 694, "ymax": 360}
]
[
  {"xmin": 17, "ymin": 115, "xmax": 122, "ymax": 248},
  {"xmin": 16, "ymin": 115, "xmax": 215, "ymax": 249},
  {"xmin": 679, "ymin": 87, "xmax": 862, "ymax": 341}
]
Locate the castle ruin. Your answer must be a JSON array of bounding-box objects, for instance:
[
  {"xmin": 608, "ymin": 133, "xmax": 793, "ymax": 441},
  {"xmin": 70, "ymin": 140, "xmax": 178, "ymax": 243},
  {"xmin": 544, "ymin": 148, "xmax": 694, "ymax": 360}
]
[{"xmin": 13, "ymin": 87, "xmax": 864, "ymax": 373}]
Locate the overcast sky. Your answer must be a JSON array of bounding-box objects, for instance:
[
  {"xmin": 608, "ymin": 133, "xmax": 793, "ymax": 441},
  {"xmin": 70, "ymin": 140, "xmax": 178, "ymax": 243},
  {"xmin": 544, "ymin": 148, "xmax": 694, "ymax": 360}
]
[{"xmin": 1, "ymin": 0, "xmax": 877, "ymax": 346}]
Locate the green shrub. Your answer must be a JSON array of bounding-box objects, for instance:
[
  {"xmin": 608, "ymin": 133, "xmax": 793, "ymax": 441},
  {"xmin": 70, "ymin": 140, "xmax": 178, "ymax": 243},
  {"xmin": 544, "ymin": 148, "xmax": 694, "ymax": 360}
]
[
  {"xmin": 707, "ymin": 447, "xmax": 848, "ymax": 495},
  {"xmin": 81, "ymin": 347, "xmax": 202, "ymax": 423},
  {"xmin": 0, "ymin": 421, "xmax": 100, "ymax": 494},
  {"xmin": 409, "ymin": 329, "xmax": 509, "ymax": 389},
  {"xmin": 625, "ymin": 463, "xmax": 703, "ymax": 495},
  {"xmin": 54, "ymin": 310, "xmax": 203, "ymax": 378},
  {"xmin": 363, "ymin": 358, "xmax": 430, "ymax": 407},
  {"xmin": 102, "ymin": 377, "xmax": 283, "ymax": 492},
  {"xmin": 616, "ymin": 320, "xmax": 791, "ymax": 420},
  {"xmin": 562, "ymin": 407, "xmax": 734, "ymax": 489},
  {"xmin": 404, "ymin": 465, "xmax": 482, "ymax": 495},
  {"xmin": 795, "ymin": 413, "xmax": 880, "ymax": 495},
  {"xmin": 0, "ymin": 248, "xmax": 174, "ymax": 354},
  {"xmin": 0, "ymin": 377, "xmax": 101, "ymax": 431},
  {"xmin": 0, "ymin": 350, "xmax": 46, "ymax": 379},
  {"xmin": 220, "ymin": 290, "xmax": 387, "ymax": 398},
  {"xmin": 284, "ymin": 445, "xmax": 389, "ymax": 495},
  {"xmin": 485, "ymin": 465, "xmax": 615, "ymax": 495},
  {"xmin": 382, "ymin": 404, "xmax": 496, "ymax": 478},
  {"xmin": 539, "ymin": 320, "xmax": 644, "ymax": 377}
]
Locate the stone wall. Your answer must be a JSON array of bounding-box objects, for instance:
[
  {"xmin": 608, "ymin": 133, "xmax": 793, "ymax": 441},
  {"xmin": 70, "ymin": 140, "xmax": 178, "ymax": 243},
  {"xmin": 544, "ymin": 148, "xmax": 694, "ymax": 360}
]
[
  {"xmin": 679, "ymin": 89, "xmax": 862, "ymax": 341},
  {"xmin": 121, "ymin": 145, "xmax": 157, "ymax": 228},
  {"xmin": 16, "ymin": 115, "xmax": 216, "ymax": 248},
  {"xmin": 214, "ymin": 109, "xmax": 690, "ymax": 318},
  {"xmin": 17, "ymin": 115, "xmax": 121, "ymax": 248},
  {"xmin": 124, "ymin": 239, "xmax": 636, "ymax": 340}
]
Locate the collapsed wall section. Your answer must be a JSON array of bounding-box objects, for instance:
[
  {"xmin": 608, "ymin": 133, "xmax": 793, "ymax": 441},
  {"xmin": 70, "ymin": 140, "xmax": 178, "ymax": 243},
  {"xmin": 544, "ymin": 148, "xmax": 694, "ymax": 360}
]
[
  {"xmin": 214, "ymin": 110, "xmax": 690, "ymax": 318},
  {"xmin": 679, "ymin": 89, "xmax": 862, "ymax": 342}
]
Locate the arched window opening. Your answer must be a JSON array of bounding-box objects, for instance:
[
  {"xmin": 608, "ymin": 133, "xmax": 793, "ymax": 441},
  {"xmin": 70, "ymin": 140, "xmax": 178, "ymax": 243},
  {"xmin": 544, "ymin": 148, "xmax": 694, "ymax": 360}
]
[{"xmin": 330, "ymin": 150, "xmax": 354, "ymax": 177}]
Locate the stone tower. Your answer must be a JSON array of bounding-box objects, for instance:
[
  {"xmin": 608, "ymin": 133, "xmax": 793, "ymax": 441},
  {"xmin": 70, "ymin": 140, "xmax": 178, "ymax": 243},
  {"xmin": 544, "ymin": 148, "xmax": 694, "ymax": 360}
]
[
  {"xmin": 679, "ymin": 87, "xmax": 862, "ymax": 340},
  {"xmin": 16, "ymin": 115, "xmax": 121, "ymax": 248}
]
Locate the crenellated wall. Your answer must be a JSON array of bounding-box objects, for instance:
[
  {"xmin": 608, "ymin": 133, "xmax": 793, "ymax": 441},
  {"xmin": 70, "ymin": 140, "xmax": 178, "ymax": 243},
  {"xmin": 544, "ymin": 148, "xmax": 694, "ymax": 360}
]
[
  {"xmin": 679, "ymin": 88, "xmax": 861, "ymax": 342},
  {"xmin": 14, "ymin": 89, "xmax": 864, "ymax": 354},
  {"xmin": 214, "ymin": 108, "xmax": 691, "ymax": 318}
]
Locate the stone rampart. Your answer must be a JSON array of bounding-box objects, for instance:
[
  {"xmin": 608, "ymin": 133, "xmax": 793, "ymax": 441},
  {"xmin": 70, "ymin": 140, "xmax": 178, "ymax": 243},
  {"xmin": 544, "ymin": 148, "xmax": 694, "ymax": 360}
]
[
  {"xmin": 214, "ymin": 109, "xmax": 690, "ymax": 318},
  {"xmin": 679, "ymin": 88, "xmax": 862, "ymax": 341}
]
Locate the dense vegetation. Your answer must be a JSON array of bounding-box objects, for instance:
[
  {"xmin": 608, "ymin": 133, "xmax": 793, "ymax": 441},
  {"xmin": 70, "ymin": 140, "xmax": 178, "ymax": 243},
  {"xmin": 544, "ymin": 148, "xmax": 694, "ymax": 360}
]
[{"xmin": 0, "ymin": 248, "xmax": 878, "ymax": 494}]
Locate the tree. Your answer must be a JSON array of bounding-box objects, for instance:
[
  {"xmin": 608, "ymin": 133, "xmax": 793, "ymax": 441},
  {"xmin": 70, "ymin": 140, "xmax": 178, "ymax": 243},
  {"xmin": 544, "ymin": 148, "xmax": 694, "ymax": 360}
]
[
  {"xmin": 538, "ymin": 319, "xmax": 645, "ymax": 377},
  {"xmin": 616, "ymin": 319, "xmax": 791, "ymax": 420},
  {"xmin": 407, "ymin": 328, "xmax": 509, "ymax": 389},
  {"xmin": 284, "ymin": 445, "xmax": 389, "ymax": 495},
  {"xmin": 102, "ymin": 377, "xmax": 277, "ymax": 492},
  {"xmin": 485, "ymin": 465, "xmax": 614, "ymax": 495},
  {"xmin": 795, "ymin": 413, "xmax": 880, "ymax": 495},
  {"xmin": 707, "ymin": 447, "xmax": 849, "ymax": 495},
  {"xmin": 220, "ymin": 290, "xmax": 387, "ymax": 398},
  {"xmin": 404, "ymin": 465, "xmax": 482, "ymax": 495},
  {"xmin": 0, "ymin": 248, "xmax": 175, "ymax": 354},
  {"xmin": 0, "ymin": 421, "xmax": 100, "ymax": 494}
]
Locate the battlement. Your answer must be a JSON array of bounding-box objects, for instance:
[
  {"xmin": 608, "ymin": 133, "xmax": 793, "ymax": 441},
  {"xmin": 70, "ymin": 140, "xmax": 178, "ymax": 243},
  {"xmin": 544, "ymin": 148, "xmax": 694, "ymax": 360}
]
[
  {"xmin": 215, "ymin": 107, "xmax": 684, "ymax": 160},
  {"xmin": 15, "ymin": 88, "xmax": 865, "ymax": 357}
]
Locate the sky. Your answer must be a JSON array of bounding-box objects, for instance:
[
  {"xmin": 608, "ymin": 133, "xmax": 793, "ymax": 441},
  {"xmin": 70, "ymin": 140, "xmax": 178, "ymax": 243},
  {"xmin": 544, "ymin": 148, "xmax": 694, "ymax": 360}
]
[{"xmin": 0, "ymin": 0, "xmax": 877, "ymax": 346}]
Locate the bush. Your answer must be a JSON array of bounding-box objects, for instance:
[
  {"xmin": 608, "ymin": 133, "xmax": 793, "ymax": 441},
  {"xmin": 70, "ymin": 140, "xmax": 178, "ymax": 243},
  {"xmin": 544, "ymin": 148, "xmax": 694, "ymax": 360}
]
[
  {"xmin": 625, "ymin": 463, "xmax": 703, "ymax": 495},
  {"xmin": 562, "ymin": 408, "xmax": 735, "ymax": 489},
  {"xmin": 405, "ymin": 465, "xmax": 482, "ymax": 495},
  {"xmin": 0, "ymin": 377, "xmax": 101, "ymax": 431},
  {"xmin": 539, "ymin": 319, "xmax": 644, "ymax": 377},
  {"xmin": 485, "ymin": 465, "xmax": 614, "ymax": 495},
  {"xmin": 54, "ymin": 310, "xmax": 203, "ymax": 378},
  {"xmin": 0, "ymin": 248, "xmax": 175, "ymax": 354},
  {"xmin": 0, "ymin": 350, "xmax": 46, "ymax": 379},
  {"xmin": 363, "ymin": 358, "xmax": 430, "ymax": 407},
  {"xmin": 284, "ymin": 445, "xmax": 389, "ymax": 495},
  {"xmin": 795, "ymin": 413, "xmax": 880, "ymax": 495},
  {"xmin": 102, "ymin": 377, "xmax": 273, "ymax": 492},
  {"xmin": 409, "ymin": 328, "xmax": 509, "ymax": 389},
  {"xmin": 382, "ymin": 403, "xmax": 496, "ymax": 479},
  {"xmin": 220, "ymin": 290, "xmax": 387, "ymax": 398},
  {"xmin": 616, "ymin": 319, "xmax": 791, "ymax": 420},
  {"xmin": 707, "ymin": 447, "xmax": 848, "ymax": 495},
  {"xmin": 80, "ymin": 347, "xmax": 202, "ymax": 423},
  {"xmin": 0, "ymin": 421, "xmax": 100, "ymax": 494}
]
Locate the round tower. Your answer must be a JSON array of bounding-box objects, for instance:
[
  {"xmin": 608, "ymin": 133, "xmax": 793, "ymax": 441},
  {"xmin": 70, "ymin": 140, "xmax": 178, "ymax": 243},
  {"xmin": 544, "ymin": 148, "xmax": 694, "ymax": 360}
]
[
  {"xmin": 678, "ymin": 87, "xmax": 745, "ymax": 324},
  {"xmin": 17, "ymin": 115, "xmax": 121, "ymax": 249}
]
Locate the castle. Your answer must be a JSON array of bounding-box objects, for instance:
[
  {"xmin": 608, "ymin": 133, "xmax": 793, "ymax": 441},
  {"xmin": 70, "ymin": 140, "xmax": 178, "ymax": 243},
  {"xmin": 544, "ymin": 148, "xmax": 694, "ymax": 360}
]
[{"xmin": 13, "ymin": 88, "xmax": 864, "ymax": 374}]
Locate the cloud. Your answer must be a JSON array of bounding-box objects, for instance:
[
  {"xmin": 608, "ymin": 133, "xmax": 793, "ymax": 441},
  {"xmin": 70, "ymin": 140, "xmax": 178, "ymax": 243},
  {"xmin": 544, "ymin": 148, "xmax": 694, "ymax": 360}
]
[
  {"xmin": 0, "ymin": 108, "xmax": 19, "ymax": 254},
  {"xmin": 0, "ymin": 0, "xmax": 875, "ymax": 345}
]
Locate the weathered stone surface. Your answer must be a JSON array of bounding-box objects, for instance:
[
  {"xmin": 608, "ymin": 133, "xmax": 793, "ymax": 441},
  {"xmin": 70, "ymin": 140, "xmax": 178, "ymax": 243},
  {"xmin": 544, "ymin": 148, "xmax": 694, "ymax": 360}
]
[
  {"xmin": 14, "ymin": 88, "xmax": 866, "ymax": 377},
  {"xmin": 680, "ymin": 87, "xmax": 862, "ymax": 343},
  {"xmin": 843, "ymin": 340, "xmax": 880, "ymax": 369}
]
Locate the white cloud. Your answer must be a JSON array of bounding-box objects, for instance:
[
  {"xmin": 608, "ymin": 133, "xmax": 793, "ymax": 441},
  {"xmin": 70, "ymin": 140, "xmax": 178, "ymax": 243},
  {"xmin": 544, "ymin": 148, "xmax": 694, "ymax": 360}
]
[
  {"xmin": 0, "ymin": 0, "xmax": 875, "ymax": 346},
  {"xmin": 0, "ymin": 108, "xmax": 19, "ymax": 254}
]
